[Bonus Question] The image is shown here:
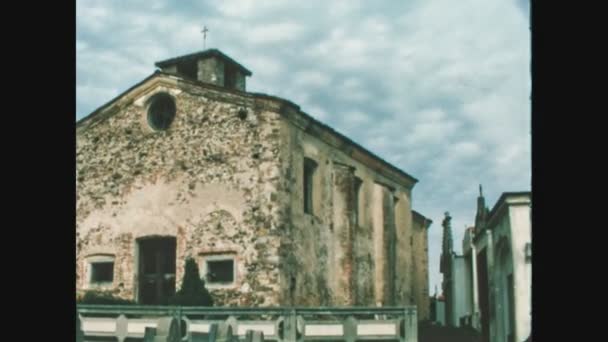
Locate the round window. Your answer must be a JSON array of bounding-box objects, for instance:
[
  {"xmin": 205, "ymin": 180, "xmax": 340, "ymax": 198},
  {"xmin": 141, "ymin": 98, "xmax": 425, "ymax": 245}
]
[{"xmin": 147, "ymin": 93, "xmax": 176, "ymax": 130}]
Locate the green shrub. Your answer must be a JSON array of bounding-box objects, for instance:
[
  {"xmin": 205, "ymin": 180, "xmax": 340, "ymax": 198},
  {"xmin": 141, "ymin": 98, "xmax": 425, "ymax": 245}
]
[
  {"xmin": 78, "ymin": 290, "xmax": 136, "ymax": 305},
  {"xmin": 168, "ymin": 258, "xmax": 214, "ymax": 306}
]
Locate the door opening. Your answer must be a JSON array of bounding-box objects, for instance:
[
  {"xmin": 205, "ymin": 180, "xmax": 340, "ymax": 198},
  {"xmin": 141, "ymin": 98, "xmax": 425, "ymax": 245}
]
[{"xmin": 137, "ymin": 236, "xmax": 176, "ymax": 305}]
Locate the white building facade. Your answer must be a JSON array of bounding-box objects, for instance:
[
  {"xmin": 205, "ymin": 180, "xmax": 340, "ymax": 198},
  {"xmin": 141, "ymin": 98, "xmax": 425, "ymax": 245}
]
[
  {"xmin": 469, "ymin": 189, "xmax": 532, "ymax": 342},
  {"xmin": 440, "ymin": 188, "xmax": 531, "ymax": 342}
]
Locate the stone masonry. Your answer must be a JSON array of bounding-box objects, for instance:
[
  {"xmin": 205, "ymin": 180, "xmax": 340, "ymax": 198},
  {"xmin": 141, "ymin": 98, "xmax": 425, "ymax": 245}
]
[
  {"xmin": 76, "ymin": 49, "xmax": 430, "ymax": 310},
  {"xmin": 412, "ymin": 211, "xmax": 432, "ymax": 320}
]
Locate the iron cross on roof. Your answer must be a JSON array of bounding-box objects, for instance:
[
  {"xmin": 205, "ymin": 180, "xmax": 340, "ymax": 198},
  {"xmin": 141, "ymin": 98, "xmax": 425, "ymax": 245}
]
[{"xmin": 201, "ymin": 26, "xmax": 209, "ymax": 49}]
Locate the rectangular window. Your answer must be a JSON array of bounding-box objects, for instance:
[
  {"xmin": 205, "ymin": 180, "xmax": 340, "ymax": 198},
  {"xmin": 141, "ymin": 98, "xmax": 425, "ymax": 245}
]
[
  {"xmin": 207, "ymin": 260, "xmax": 234, "ymax": 283},
  {"xmin": 90, "ymin": 261, "xmax": 114, "ymax": 284},
  {"xmin": 202, "ymin": 254, "xmax": 237, "ymax": 288},
  {"xmin": 177, "ymin": 60, "xmax": 198, "ymax": 80},
  {"xmin": 303, "ymin": 158, "xmax": 318, "ymax": 214},
  {"xmin": 86, "ymin": 255, "xmax": 116, "ymax": 288}
]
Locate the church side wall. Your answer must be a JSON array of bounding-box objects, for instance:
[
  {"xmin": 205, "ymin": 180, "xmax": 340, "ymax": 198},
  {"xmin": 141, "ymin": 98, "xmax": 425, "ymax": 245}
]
[
  {"xmin": 277, "ymin": 107, "xmax": 414, "ymax": 306},
  {"xmin": 412, "ymin": 218, "xmax": 430, "ymax": 320},
  {"xmin": 76, "ymin": 80, "xmax": 285, "ymax": 306}
]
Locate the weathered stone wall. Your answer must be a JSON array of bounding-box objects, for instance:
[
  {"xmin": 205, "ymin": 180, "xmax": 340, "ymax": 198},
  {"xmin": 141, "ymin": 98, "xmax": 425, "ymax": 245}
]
[
  {"xmin": 76, "ymin": 76, "xmax": 284, "ymax": 306},
  {"xmin": 76, "ymin": 70, "xmax": 421, "ymax": 308},
  {"xmin": 412, "ymin": 214, "xmax": 430, "ymax": 320},
  {"xmin": 352, "ymin": 178, "xmax": 375, "ymax": 305},
  {"xmin": 394, "ymin": 190, "xmax": 414, "ymax": 306},
  {"xmin": 278, "ymin": 107, "xmax": 415, "ymax": 306}
]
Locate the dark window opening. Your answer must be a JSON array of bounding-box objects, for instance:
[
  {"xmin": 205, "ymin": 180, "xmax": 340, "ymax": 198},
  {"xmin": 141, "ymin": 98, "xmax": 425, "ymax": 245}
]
[
  {"xmin": 289, "ymin": 276, "xmax": 297, "ymax": 305},
  {"xmin": 238, "ymin": 108, "xmax": 247, "ymax": 120},
  {"xmin": 91, "ymin": 262, "xmax": 114, "ymax": 283},
  {"xmin": 177, "ymin": 60, "xmax": 198, "ymax": 80},
  {"xmin": 393, "ymin": 196, "xmax": 399, "ymax": 217},
  {"xmin": 393, "ymin": 196, "xmax": 400, "ymax": 236},
  {"xmin": 206, "ymin": 259, "xmax": 234, "ymax": 284},
  {"xmin": 304, "ymin": 158, "xmax": 317, "ymax": 214},
  {"xmin": 224, "ymin": 65, "xmax": 238, "ymax": 89},
  {"xmin": 354, "ymin": 177, "xmax": 363, "ymax": 225},
  {"xmin": 303, "ymin": 158, "xmax": 318, "ymax": 214},
  {"xmin": 290, "ymin": 276, "xmax": 297, "ymax": 293},
  {"xmin": 147, "ymin": 93, "xmax": 176, "ymax": 131}
]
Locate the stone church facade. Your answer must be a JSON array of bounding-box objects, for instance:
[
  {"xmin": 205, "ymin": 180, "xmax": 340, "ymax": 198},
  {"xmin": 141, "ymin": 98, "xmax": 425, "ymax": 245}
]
[{"xmin": 76, "ymin": 49, "xmax": 431, "ymax": 310}]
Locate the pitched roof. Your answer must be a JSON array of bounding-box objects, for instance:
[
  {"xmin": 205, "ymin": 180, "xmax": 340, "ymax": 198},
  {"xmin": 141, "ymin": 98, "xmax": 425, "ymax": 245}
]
[{"xmin": 155, "ymin": 49, "xmax": 253, "ymax": 76}]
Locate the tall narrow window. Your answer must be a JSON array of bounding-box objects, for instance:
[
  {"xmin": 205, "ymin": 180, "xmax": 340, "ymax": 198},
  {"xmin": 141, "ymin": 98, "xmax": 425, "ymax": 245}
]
[
  {"xmin": 303, "ymin": 157, "xmax": 318, "ymax": 214},
  {"xmin": 354, "ymin": 177, "xmax": 363, "ymax": 225},
  {"xmin": 394, "ymin": 196, "xmax": 400, "ymax": 230}
]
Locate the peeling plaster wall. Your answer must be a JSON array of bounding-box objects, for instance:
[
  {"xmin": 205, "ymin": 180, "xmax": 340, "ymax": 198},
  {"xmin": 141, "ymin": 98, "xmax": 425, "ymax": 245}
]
[
  {"xmin": 279, "ymin": 112, "xmax": 415, "ymax": 307},
  {"xmin": 394, "ymin": 191, "xmax": 414, "ymax": 306},
  {"xmin": 412, "ymin": 217, "xmax": 430, "ymax": 320},
  {"xmin": 76, "ymin": 78, "xmax": 284, "ymax": 306}
]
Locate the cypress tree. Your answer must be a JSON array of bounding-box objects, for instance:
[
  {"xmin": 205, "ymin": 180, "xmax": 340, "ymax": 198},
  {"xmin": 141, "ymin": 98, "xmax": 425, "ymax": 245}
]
[{"xmin": 169, "ymin": 258, "xmax": 214, "ymax": 306}]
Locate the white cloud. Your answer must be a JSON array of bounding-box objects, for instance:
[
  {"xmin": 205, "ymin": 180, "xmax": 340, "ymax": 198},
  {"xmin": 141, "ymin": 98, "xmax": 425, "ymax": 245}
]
[
  {"xmin": 304, "ymin": 105, "xmax": 329, "ymax": 121},
  {"xmin": 76, "ymin": 3, "xmax": 110, "ymax": 33},
  {"xmin": 292, "ymin": 71, "xmax": 331, "ymax": 88},
  {"xmin": 76, "ymin": 40, "xmax": 88, "ymax": 52},
  {"xmin": 77, "ymin": 84, "xmax": 120, "ymax": 114},
  {"xmin": 216, "ymin": 0, "xmax": 288, "ymax": 18},
  {"xmin": 248, "ymin": 22, "xmax": 306, "ymax": 45},
  {"xmin": 245, "ymin": 55, "xmax": 285, "ymax": 78}
]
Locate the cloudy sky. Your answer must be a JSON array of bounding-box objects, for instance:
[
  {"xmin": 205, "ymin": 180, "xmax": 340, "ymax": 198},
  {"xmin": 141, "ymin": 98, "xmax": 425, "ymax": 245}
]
[{"xmin": 76, "ymin": 0, "xmax": 531, "ymax": 297}]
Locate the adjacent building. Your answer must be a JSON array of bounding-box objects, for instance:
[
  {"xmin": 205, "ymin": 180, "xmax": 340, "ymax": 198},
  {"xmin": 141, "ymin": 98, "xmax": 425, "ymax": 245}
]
[
  {"xmin": 429, "ymin": 293, "xmax": 446, "ymax": 326},
  {"xmin": 440, "ymin": 212, "xmax": 474, "ymax": 327},
  {"xmin": 440, "ymin": 187, "xmax": 531, "ymax": 342}
]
